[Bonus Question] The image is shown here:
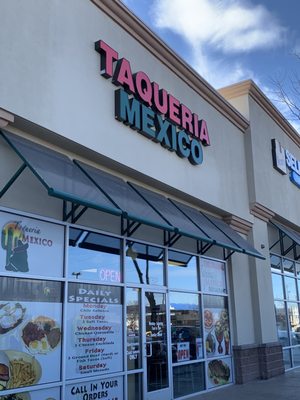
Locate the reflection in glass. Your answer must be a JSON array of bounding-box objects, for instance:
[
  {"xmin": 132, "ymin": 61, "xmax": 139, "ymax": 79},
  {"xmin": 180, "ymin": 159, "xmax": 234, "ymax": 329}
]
[
  {"xmin": 272, "ymin": 274, "xmax": 284, "ymax": 299},
  {"xmin": 285, "ymin": 277, "xmax": 297, "ymax": 301},
  {"xmin": 287, "ymin": 302, "xmax": 300, "ymax": 345},
  {"xmin": 173, "ymin": 363, "xmax": 205, "ymax": 398},
  {"xmin": 283, "ymin": 349, "xmax": 292, "ymax": 370},
  {"xmin": 68, "ymin": 228, "xmax": 121, "ymax": 283},
  {"xmin": 296, "ymin": 263, "xmax": 300, "ymax": 278},
  {"xmin": 270, "ymin": 254, "xmax": 282, "ymax": 273},
  {"xmin": 283, "ymin": 259, "xmax": 295, "ymax": 276},
  {"xmin": 126, "ymin": 288, "xmax": 141, "ymax": 370},
  {"xmin": 168, "ymin": 251, "xmax": 198, "ymax": 291},
  {"xmin": 274, "ymin": 301, "xmax": 289, "ymax": 346},
  {"xmin": 128, "ymin": 373, "xmax": 142, "ymax": 400},
  {"xmin": 203, "ymin": 296, "xmax": 230, "ymax": 358},
  {"xmin": 125, "ymin": 242, "xmax": 164, "ymax": 285},
  {"xmin": 292, "ymin": 346, "xmax": 300, "ymax": 367},
  {"xmin": 170, "ymin": 292, "xmax": 202, "ymax": 363},
  {"xmin": 145, "ymin": 292, "xmax": 168, "ymax": 392}
]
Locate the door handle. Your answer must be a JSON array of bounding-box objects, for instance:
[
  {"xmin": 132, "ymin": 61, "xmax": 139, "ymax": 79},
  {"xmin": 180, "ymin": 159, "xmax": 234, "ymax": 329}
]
[{"xmin": 145, "ymin": 342, "xmax": 152, "ymax": 358}]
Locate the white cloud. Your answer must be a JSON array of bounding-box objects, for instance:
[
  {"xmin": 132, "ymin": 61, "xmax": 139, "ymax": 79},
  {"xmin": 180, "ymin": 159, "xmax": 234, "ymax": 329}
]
[
  {"xmin": 191, "ymin": 46, "xmax": 256, "ymax": 88},
  {"xmin": 153, "ymin": 0, "xmax": 286, "ymax": 54},
  {"xmin": 151, "ymin": 0, "xmax": 286, "ymax": 88}
]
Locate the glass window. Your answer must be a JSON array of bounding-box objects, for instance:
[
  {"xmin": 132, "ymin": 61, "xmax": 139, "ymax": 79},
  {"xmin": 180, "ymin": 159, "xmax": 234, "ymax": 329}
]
[
  {"xmin": 145, "ymin": 292, "xmax": 168, "ymax": 392},
  {"xmin": 168, "ymin": 251, "xmax": 198, "ymax": 291},
  {"xmin": 296, "ymin": 263, "xmax": 300, "ymax": 278},
  {"xmin": 66, "ymin": 283, "xmax": 123, "ymax": 379},
  {"xmin": 126, "ymin": 288, "xmax": 141, "ymax": 370},
  {"xmin": 283, "ymin": 259, "xmax": 295, "ymax": 276},
  {"xmin": 173, "ymin": 363, "xmax": 205, "ymax": 398},
  {"xmin": 68, "ymin": 228, "xmax": 121, "ymax": 283},
  {"xmin": 128, "ymin": 373, "xmax": 142, "ymax": 400},
  {"xmin": 283, "ymin": 349, "xmax": 292, "ymax": 369},
  {"xmin": 125, "ymin": 241, "xmax": 164, "ymax": 285},
  {"xmin": 292, "ymin": 346, "xmax": 300, "ymax": 367},
  {"xmin": 270, "ymin": 254, "xmax": 282, "ymax": 273},
  {"xmin": 0, "ymin": 211, "xmax": 64, "ymax": 277},
  {"xmin": 200, "ymin": 258, "xmax": 226, "ymax": 294},
  {"xmin": 170, "ymin": 292, "xmax": 203, "ymax": 363},
  {"xmin": 66, "ymin": 376, "xmax": 123, "ymax": 399},
  {"xmin": 285, "ymin": 277, "xmax": 297, "ymax": 301},
  {"xmin": 274, "ymin": 301, "xmax": 289, "ymax": 347},
  {"xmin": 203, "ymin": 296, "xmax": 230, "ymax": 358},
  {"xmin": 272, "ymin": 274, "xmax": 284, "ymax": 299},
  {"xmin": 287, "ymin": 302, "xmax": 300, "ymax": 345},
  {"xmin": 0, "ymin": 277, "xmax": 63, "ymax": 389}
]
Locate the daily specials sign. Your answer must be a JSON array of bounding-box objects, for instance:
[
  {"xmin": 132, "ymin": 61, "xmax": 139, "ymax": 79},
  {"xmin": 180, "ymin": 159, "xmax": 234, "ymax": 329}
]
[
  {"xmin": 66, "ymin": 283, "xmax": 122, "ymax": 379},
  {"xmin": 95, "ymin": 40, "xmax": 211, "ymax": 166}
]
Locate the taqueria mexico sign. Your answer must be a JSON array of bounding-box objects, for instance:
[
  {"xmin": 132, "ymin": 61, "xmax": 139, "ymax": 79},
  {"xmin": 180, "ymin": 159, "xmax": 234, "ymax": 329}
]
[{"xmin": 95, "ymin": 40, "xmax": 211, "ymax": 166}]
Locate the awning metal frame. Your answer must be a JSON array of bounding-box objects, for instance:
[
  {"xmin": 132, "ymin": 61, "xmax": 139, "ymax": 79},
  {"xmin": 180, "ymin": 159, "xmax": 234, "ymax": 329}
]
[
  {"xmin": 164, "ymin": 230, "xmax": 181, "ymax": 247},
  {"xmin": 0, "ymin": 162, "xmax": 27, "ymax": 199},
  {"xmin": 63, "ymin": 201, "xmax": 88, "ymax": 224},
  {"xmin": 270, "ymin": 225, "xmax": 300, "ymax": 260},
  {"xmin": 0, "ymin": 129, "xmax": 264, "ymax": 261},
  {"xmin": 197, "ymin": 240, "xmax": 213, "ymax": 256},
  {"xmin": 121, "ymin": 216, "xmax": 142, "ymax": 237}
]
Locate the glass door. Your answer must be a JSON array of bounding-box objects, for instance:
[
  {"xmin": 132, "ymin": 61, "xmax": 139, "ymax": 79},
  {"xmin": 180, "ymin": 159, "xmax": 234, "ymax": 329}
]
[{"xmin": 144, "ymin": 291, "xmax": 171, "ymax": 400}]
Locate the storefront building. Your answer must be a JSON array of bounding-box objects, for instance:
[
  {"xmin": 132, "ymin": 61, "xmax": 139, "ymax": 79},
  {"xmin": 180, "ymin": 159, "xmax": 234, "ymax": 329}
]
[{"xmin": 0, "ymin": 1, "xmax": 299, "ymax": 399}]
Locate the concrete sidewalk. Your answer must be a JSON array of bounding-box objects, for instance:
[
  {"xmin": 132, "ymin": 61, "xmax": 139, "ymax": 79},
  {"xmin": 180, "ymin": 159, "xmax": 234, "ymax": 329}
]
[{"xmin": 191, "ymin": 369, "xmax": 300, "ymax": 400}]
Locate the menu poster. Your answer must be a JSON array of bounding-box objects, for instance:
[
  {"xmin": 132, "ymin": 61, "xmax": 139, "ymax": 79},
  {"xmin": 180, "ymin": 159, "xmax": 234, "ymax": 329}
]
[
  {"xmin": 66, "ymin": 376, "xmax": 123, "ymax": 400},
  {"xmin": 204, "ymin": 308, "xmax": 230, "ymax": 358},
  {"xmin": 0, "ymin": 211, "xmax": 64, "ymax": 277},
  {"xmin": 0, "ymin": 278, "xmax": 63, "ymax": 390},
  {"xmin": 201, "ymin": 259, "xmax": 226, "ymax": 294},
  {"xmin": 206, "ymin": 357, "xmax": 232, "ymax": 388},
  {"xmin": 66, "ymin": 283, "xmax": 123, "ymax": 379},
  {"xmin": 204, "ymin": 297, "xmax": 230, "ymax": 358}
]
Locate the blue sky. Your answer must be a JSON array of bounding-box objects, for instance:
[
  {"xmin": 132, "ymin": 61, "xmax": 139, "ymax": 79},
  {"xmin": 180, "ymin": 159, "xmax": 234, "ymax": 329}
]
[{"xmin": 121, "ymin": 0, "xmax": 300, "ymax": 131}]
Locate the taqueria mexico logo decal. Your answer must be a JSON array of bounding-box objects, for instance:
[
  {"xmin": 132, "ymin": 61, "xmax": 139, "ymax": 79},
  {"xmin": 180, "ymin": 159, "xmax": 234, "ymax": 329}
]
[
  {"xmin": 95, "ymin": 40, "xmax": 211, "ymax": 166},
  {"xmin": 1, "ymin": 220, "xmax": 53, "ymax": 273}
]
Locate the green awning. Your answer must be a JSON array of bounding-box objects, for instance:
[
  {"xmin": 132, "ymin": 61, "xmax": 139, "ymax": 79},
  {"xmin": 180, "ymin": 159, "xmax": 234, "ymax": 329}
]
[
  {"xmin": 0, "ymin": 130, "xmax": 264, "ymax": 259},
  {"xmin": 0, "ymin": 130, "xmax": 121, "ymax": 217}
]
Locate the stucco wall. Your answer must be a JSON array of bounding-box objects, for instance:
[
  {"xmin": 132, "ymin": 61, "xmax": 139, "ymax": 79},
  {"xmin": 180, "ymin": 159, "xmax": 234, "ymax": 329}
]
[{"xmin": 0, "ymin": 0, "xmax": 252, "ymax": 220}]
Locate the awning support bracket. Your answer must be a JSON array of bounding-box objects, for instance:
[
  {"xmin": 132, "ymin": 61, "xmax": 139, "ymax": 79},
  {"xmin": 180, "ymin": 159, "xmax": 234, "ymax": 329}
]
[
  {"xmin": 197, "ymin": 240, "xmax": 213, "ymax": 255},
  {"xmin": 121, "ymin": 217, "xmax": 141, "ymax": 237},
  {"xmin": 63, "ymin": 201, "xmax": 88, "ymax": 223},
  {"xmin": 164, "ymin": 231, "xmax": 181, "ymax": 247},
  {"xmin": 282, "ymin": 242, "xmax": 296, "ymax": 257},
  {"xmin": 294, "ymin": 246, "xmax": 300, "ymax": 261},
  {"xmin": 0, "ymin": 163, "xmax": 27, "ymax": 198},
  {"xmin": 270, "ymin": 229, "xmax": 297, "ymax": 257},
  {"xmin": 223, "ymin": 248, "xmax": 235, "ymax": 261}
]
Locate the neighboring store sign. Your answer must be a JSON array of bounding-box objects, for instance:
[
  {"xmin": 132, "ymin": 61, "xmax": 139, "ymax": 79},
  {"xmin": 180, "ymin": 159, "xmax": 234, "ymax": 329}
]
[
  {"xmin": 272, "ymin": 138, "xmax": 300, "ymax": 189},
  {"xmin": 66, "ymin": 283, "xmax": 123, "ymax": 379},
  {"xmin": 95, "ymin": 40, "xmax": 211, "ymax": 166},
  {"xmin": 0, "ymin": 211, "xmax": 64, "ymax": 276}
]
